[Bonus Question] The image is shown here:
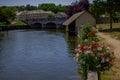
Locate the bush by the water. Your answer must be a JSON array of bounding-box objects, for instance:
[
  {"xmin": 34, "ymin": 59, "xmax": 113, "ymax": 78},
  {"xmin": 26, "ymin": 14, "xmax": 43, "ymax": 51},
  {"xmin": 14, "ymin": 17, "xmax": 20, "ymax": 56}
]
[{"xmin": 75, "ymin": 22, "xmax": 115, "ymax": 80}]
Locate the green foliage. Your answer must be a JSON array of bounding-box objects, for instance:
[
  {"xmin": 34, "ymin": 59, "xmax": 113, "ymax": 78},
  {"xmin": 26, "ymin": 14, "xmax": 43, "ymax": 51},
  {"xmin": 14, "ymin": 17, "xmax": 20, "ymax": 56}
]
[
  {"xmin": 90, "ymin": 0, "xmax": 120, "ymax": 18},
  {"xmin": 79, "ymin": 22, "xmax": 99, "ymax": 44},
  {"xmin": 113, "ymin": 12, "xmax": 120, "ymax": 18},
  {"xmin": 0, "ymin": 7, "xmax": 16, "ymax": 25},
  {"xmin": 90, "ymin": 0, "xmax": 120, "ymax": 30},
  {"xmin": 75, "ymin": 22, "xmax": 115, "ymax": 80},
  {"xmin": 0, "ymin": 3, "xmax": 67, "ymax": 13},
  {"xmin": 89, "ymin": 0, "xmax": 105, "ymax": 18},
  {"xmin": 0, "ymin": 22, "xmax": 6, "ymax": 25},
  {"xmin": 81, "ymin": 22, "xmax": 92, "ymax": 41},
  {"xmin": 25, "ymin": 4, "xmax": 37, "ymax": 10},
  {"xmin": 47, "ymin": 14, "xmax": 56, "ymax": 18},
  {"xmin": 12, "ymin": 21, "xmax": 26, "ymax": 25},
  {"xmin": 38, "ymin": 3, "xmax": 67, "ymax": 13}
]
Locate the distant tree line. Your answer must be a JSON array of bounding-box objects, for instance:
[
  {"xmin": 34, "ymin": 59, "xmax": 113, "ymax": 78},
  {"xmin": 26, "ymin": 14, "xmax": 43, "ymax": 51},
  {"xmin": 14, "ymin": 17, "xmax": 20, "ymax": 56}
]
[
  {"xmin": 0, "ymin": 3, "xmax": 67, "ymax": 12},
  {"xmin": 38, "ymin": 3, "xmax": 67, "ymax": 13},
  {"xmin": 0, "ymin": 0, "xmax": 120, "ymax": 29},
  {"xmin": 0, "ymin": 3, "xmax": 67, "ymax": 25}
]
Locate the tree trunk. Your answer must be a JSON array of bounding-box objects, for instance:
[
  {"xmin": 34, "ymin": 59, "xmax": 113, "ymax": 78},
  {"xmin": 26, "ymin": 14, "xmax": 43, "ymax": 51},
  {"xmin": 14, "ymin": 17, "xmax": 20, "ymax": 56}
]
[
  {"xmin": 108, "ymin": 0, "xmax": 113, "ymax": 32},
  {"xmin": 110, "ymin": 11, "xmax": 113, "ymax": 31}
]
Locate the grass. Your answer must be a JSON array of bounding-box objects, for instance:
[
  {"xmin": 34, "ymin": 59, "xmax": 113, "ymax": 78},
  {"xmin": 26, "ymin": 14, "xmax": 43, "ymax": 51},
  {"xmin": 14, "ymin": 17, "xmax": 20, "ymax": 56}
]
[
  {"xmin": 97, "ymin": 23, "xmax": 120, "ymax": 40},
  {"xmin": 11, "ymin": 21, "xmax": 26, "ymax": 25},
  {"xmin": 101, "ymin": 59, "xmax": 120, "ymax": 80},
  {"xmin": 97, "ymin": 23, "xmax": 120, "ymax": 29},
  {"xmin": 0, "ymin": 22, "xmax": 6, "ymax": 25},
  {"xmin": 97, "ymin": 23, "xmax": 120, "ymax": 80},
  {"xmin": 107, "ymin": 32, "xmax": 120, "ymax": 40}
]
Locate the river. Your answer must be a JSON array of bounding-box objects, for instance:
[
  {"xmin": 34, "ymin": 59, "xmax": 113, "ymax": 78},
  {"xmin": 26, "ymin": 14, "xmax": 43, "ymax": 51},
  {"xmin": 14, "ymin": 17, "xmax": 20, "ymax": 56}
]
[{"xmin": 0, "ymin": 30, "xmax": 81, "ymax": 80}]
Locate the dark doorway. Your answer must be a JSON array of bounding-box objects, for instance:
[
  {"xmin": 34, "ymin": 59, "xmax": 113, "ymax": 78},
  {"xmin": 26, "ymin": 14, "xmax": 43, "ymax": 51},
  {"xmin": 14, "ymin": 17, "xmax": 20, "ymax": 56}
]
[{"xmin": 68, "ymin": 21, "xmax": 76, "ymax": 36}]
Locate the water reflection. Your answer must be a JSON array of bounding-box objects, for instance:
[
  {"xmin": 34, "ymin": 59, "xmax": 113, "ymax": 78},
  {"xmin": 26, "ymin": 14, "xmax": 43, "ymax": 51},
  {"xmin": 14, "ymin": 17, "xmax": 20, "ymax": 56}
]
[
  {"xmin": 65, "ymin": 31, "xmax": 79, "ymax": 54},
  {"xmin": 0, "ymin": 30, "xmax": 81, "ymax": 80}
]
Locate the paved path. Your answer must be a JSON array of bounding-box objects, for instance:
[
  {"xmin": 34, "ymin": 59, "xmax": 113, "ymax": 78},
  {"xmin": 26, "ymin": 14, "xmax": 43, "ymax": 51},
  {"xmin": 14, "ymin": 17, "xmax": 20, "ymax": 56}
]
[{"xmin": 97, "ymin": 32, "xmax": 120, "ymax": 60}]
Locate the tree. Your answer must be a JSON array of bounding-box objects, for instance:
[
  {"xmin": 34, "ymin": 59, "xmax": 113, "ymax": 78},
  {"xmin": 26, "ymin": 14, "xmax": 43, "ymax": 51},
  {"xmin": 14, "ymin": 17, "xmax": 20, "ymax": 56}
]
[
  {"xmin": 0, "ymin": 7, "xmax": 16, "ymax": 25},
  {"xmin": 67, "ymin": 0, "xmax": 89, "ymax": 17},
  {"xmin": 25, "ymin": 4, "xmax": 37, "ymax": 10},
  {"xmin": 106, "ymin": 0, "xmax": 120, "ymax": 31},
  {"xmin": 0, "ymin": 8, "xmax": 9, "ymax": 24},
  {"xmin": 90, "ymin": 0, "xmax": 120, "ymax": 31},
  {"xmin": 38, "ymin": 3, "xmax": 67, "ymax": 13},
  {"xmin": 90, "ymin": 0, "xmax": 105, "ymax": 18}
]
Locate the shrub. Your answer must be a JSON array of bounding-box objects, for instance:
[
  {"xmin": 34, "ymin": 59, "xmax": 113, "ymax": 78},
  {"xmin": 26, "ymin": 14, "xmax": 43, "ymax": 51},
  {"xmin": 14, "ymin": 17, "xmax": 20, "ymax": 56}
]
[{"xmin": 75, "ymin": 22, "xmax": 115, "ymax": 80}]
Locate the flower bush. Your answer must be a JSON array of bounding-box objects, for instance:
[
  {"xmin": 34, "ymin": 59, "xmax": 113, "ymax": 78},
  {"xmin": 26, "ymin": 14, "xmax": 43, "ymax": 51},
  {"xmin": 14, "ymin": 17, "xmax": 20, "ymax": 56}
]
[
  {"xmin": 75, "ymin": 22, "xmax": 115, "ymax": 80},
  {"xmin": 75, "ymin": 40, "xmax": 115, "ymax": 71}
]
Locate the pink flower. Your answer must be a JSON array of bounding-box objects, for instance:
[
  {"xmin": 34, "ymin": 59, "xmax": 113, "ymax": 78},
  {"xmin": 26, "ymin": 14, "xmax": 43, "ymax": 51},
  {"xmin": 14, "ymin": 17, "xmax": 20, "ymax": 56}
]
[
  {"xmin": 84, "ymin": 50, "xmax": 91, "ymax": 54},
  {"xmin": 98, "ymin": 52, "xmax": 108, "ymax": 57},
  {"xmin": 106, "ymin": 58, "xmax": 112, "ymax": 62},
  {"xmin": 94, "ymin": 48, "xmax": 97, "ymax": 51},
  {"xmin": 103, "ymin": 52, "xmax": 107, "ymax": 56},
  {"xmin": 98, "ymin": 54, "xmax": 103, "ymax": 57}
]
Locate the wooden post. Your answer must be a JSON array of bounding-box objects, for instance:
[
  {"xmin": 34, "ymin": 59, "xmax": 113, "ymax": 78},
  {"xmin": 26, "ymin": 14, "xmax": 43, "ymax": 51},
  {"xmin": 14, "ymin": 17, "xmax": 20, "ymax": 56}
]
[{"xmin": 66, "ymin": 25, "xmax": 69, "ymax": 32}]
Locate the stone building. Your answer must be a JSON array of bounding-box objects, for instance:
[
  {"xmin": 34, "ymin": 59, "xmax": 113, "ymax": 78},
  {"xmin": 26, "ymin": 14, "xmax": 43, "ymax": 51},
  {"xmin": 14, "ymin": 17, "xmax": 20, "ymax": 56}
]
[
  {"xmin": 16, "ymin": 10, "xmax": 55, "ymax": 21},
  {"xmin": 16, "ymin": 10, "xmax": 67, "ymax": 22},
  {"xmin": 63, "ymin": 10, "xmax": 96, "ymax": 36}
]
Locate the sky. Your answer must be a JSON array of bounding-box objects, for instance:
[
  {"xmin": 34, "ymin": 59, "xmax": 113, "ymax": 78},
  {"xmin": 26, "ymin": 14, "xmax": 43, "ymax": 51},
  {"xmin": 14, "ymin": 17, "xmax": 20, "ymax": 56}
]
[{"xmin": 0, "ymin": 0, "xmax": 93, "ymax": 6}]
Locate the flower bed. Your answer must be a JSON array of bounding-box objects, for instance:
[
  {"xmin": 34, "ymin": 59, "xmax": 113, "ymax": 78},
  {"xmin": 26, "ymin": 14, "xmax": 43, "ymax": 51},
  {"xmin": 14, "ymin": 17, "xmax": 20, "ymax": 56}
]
[{"xmin": 75, "ymin": 23, "xmax": 115, "ymax": 80}]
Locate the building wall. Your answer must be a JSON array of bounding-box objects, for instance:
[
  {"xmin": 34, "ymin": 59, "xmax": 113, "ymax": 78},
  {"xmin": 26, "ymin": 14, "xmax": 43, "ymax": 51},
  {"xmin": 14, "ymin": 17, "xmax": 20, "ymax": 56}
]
[
  {"xmin": 17, "ymin": 10, "xmax": 55, "ymax": 21},
  {"xmin": 75, "ymin": 12, "xmax": 96, "ymax": 36},
  {"xmin": 76, "ymin": 12, "xmax": 96, "ymax": 27},
  {"xmin": 16, "ymin": 10, "xmax": 67, "ymax": 21}
]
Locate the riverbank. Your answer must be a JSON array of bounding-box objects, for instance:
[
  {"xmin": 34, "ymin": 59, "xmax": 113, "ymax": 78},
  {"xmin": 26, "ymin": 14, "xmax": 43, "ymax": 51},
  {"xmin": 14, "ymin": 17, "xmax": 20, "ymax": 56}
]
[{"xmin": 0, "ymin": 25, "xmax": 32, "ymax": 31}]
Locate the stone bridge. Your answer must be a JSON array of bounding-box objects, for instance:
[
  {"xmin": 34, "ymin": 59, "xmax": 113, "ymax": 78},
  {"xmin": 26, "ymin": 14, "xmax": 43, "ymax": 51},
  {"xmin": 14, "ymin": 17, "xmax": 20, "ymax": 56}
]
[{"xmin": 27, "ymin": 17, "xmax": 67, "ymax": 29}]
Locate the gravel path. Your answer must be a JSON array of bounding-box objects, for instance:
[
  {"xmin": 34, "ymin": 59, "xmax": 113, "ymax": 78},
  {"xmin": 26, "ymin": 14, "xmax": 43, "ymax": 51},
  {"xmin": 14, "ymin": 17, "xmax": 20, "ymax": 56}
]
[
  {"xmin": 97, "ymin": 32, "xmax": 120, "ymax": 60},
  {"xmin": 88, "ymin": 32, "xmax": 120, "ymax": 80}
]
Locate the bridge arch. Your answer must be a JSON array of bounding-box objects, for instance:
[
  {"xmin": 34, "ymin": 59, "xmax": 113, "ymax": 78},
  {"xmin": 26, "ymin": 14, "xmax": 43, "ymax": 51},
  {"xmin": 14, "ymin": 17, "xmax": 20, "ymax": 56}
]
[
  {"xmin": 31, "ymin": 23, "xmax": 42, "ymax": 29},
  {"xmin": 45, "ymin": 22, "xmax": 56, "ymax": 29}
]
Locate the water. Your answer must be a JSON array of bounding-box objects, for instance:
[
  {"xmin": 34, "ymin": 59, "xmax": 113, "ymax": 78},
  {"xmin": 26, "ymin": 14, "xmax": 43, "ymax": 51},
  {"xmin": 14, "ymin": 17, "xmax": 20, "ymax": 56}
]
[{"xmin": 0, "ymin": 30, "xmax": 81, "ymax": 80}]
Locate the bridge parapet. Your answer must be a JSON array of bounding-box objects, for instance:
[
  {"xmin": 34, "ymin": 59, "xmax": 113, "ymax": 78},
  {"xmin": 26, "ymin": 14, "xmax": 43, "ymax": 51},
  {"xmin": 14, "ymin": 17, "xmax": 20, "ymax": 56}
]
[
  {"xmin": 27, "ymin": 17, "xmax": 67, "ymax": 29},
  {"xmin": 28, "ymin": 17, "xmax": 66, "ymax": 23}
]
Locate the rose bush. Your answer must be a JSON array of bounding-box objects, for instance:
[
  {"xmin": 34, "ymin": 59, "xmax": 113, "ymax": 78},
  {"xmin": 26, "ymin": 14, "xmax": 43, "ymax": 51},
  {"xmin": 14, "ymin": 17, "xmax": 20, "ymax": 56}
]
[
  {"xmin": 75, "ymin": 23, "xmax": 115, "ymax": 80},
  {"xmin": 75, "ymin": 40, "xmax": 115, "ymax": 71}
]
